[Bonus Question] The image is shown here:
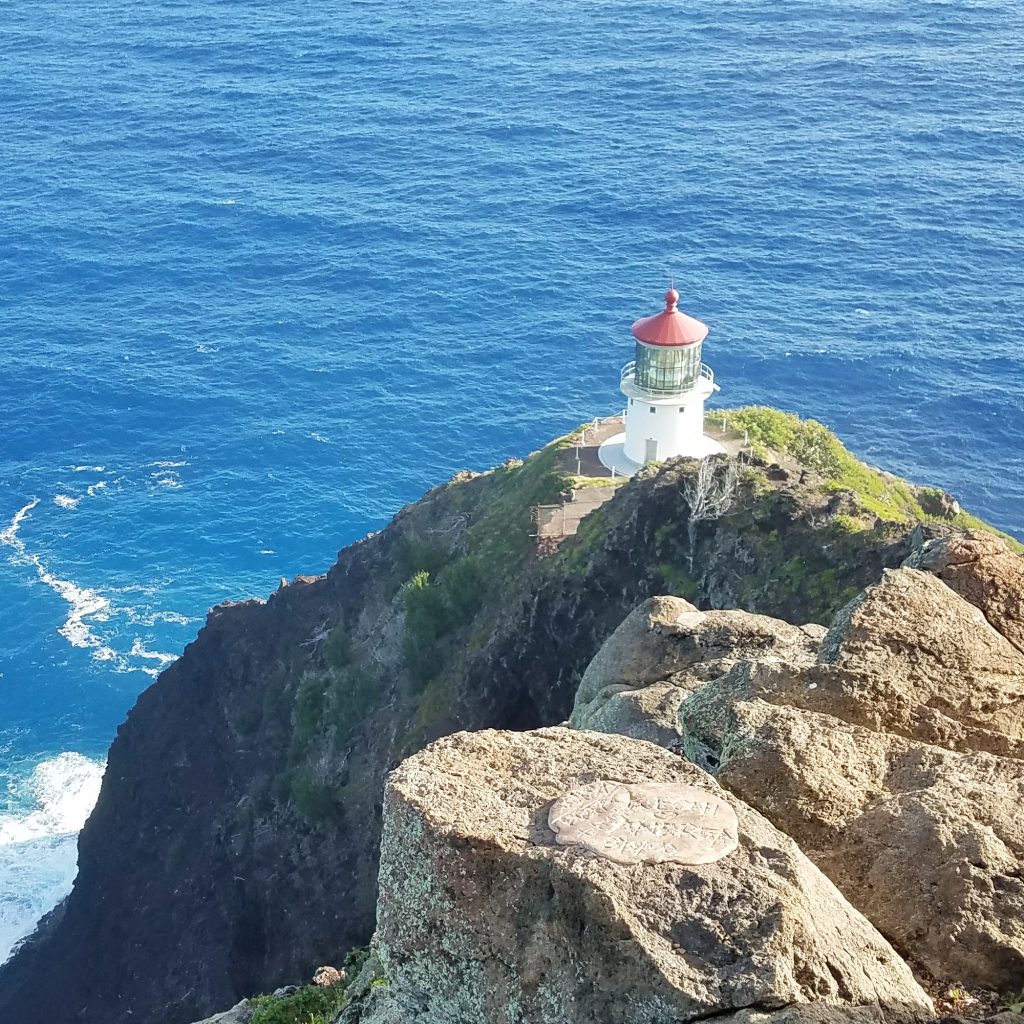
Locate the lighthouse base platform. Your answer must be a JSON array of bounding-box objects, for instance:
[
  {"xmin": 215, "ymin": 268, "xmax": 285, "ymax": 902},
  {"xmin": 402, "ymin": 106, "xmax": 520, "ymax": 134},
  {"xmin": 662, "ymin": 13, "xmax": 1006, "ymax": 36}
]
[{"xmin": 597, "ymin": 431, "xmax": 726, "ymax": 478}]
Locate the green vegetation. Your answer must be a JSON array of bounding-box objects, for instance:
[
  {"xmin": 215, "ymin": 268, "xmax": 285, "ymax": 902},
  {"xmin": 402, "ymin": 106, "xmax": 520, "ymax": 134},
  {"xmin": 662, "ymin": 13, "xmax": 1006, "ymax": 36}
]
[
  {"xmin": 394, "ymin": 428, "xmax": 618, "ymax": 684},
  {"xmin": 457, "ymin": 435, "xmax": 572, "ymax": 568},
  {"xmin": 392, "ymin": 533, "xmax": 450, "ymax": 578},
  {"xmin": 287, "ymin": 631, "xmax": 379, "ymax": 821},
  {"xmin": 1001, "ymin": 990, "xmax": 1024, "ymax": 1014},
  {"xmin": 401, "ymin": 570, "xmax": 451, "ymax": 685},
  {"xmin": 249, "ymin": 950, "xmax": 371, "ymax": 1024},
  {"xmin": 250, "ymin": 984, "xmax": 347, "ymax": 1024},
  {"xmin": 711, "ymin": 406, "xmax": 1022, "ymax": 549}
]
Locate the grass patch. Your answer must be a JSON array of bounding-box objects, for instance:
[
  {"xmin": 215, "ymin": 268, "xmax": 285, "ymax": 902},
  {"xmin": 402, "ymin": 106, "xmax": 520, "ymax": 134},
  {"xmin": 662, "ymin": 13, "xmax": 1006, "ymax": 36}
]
[{"xmin": 720, "ymin": 406, "xmax": 1022, "ymax": 548}]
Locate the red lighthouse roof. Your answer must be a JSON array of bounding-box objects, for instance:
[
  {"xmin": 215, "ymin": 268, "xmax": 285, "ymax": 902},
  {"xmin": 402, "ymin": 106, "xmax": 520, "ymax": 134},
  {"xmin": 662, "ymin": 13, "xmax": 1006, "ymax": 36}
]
[{"xmin": 631, "ymin": 288, "xmax": 709, "ymax": 347}]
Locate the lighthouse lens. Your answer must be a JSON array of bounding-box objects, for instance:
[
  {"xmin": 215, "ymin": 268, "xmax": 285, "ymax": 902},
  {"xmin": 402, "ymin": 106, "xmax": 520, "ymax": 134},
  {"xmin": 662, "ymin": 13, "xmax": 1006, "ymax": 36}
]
[{"xmin": 634, "ymin": 343, "xmax": 701, "ymax": 395}]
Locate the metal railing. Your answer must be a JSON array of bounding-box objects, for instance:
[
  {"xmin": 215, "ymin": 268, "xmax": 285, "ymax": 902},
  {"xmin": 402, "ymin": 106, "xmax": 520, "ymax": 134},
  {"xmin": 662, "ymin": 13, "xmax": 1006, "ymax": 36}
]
[{"xmin": 620, "ymin": 361, "xmax": 714, "ymax": 398}]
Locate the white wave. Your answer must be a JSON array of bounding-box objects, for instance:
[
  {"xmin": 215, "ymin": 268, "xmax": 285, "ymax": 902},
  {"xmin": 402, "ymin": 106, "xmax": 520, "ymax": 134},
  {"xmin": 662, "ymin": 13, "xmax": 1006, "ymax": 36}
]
[
  {"xmin": 155, "ymin": 611, "xmax": 193, "ymax": 626},
  {"xmin": 309, "ymin": 432, "xmax": 330, "ymax": 443},
  {"xmin": 1, "ymin": 502, "xmax": 184, "ymax": 675},
  {"xmin": 53, "ymin": 495, "xmax": 81, "ymax": 510},
  {"xmin": 86, "ymin": 481, "xmax": 108, "ymax": 498},
  {"xmin": 0, "ymin": 753, "xmax": 104, "ymax": 965},
  {"xmin": 72, "ymin": 466, "xmax": 105, "ymax": 473},
  {"xmin": 0, "ymin": 498, "xmax": 39, "ymax": 546},
  {"xmin": 196, "ymin": 343, "xmax": 219, "ymax": 354},
  {"xmin": 151, "ymin": 475, "xmax": 182, "ymax": 489},
  {"xmin": 1, "ymin": 501, "xmax": 115, "ymax": 663},
  {"xmin": 128, "ymin": 638, "xmax": 176, "ymax": 667},
  {"xmin": 148, "ymin": 460, "xmax": 187, "ymax": 469}
]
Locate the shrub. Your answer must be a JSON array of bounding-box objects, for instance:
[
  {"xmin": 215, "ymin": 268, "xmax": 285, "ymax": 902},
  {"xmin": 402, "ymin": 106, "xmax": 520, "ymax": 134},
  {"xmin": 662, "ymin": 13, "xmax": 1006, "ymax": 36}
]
[
  {"xmin": 324, "ymin": 627, "xmax": 352, "ymax": 670},
  {"xmin": 289, "ymin": 765, "xmax": 342, "ymax": 822},
  {"xmin": 393, "ymin": 534, "xmax": 450, "ymax": 578},
  {"xmin": 329, "ymin": 665, "xmax": 376, "ymax": 736},
  {"xmin": 401, "ymin": 571, "xmax": 453, "ymax": 685},
  {"xmin": 250, "ymin": 982, "xmax": 348, "ymax": 1024},
  {"xmin": 438, "ymin": 556, "xmax": 488, "ymax": 617}
]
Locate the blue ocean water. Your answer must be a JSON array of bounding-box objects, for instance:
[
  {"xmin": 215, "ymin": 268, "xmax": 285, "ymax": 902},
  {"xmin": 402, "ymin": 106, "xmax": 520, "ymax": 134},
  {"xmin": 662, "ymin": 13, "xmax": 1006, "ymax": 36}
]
[{"xmin": 1, "ymin": 0, "xmax": 1022, "ymax": 962}]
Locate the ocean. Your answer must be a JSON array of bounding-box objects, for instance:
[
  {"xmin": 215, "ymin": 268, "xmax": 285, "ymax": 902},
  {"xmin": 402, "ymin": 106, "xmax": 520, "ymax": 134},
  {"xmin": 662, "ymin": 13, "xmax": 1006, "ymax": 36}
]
[{"xmin": 1, "ymin": 0, "xmax": 1022, "ymax": 965}]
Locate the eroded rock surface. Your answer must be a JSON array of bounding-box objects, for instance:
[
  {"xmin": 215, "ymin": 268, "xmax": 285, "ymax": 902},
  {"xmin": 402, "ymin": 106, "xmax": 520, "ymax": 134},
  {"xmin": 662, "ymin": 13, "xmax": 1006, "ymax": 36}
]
[
  {"xmin": 571, "ymin": 544, "xmax": 1024, "ymax": 991},
  {"xmin": 365, "ymin": 727, "xmax": 930, "ymax": 1024},
  {"xmin": 570, "ymin": 595, "xmax": 824, "ymax": 748},
  {"xmin": 733, "ymin": 569, "xmax": 1024, "ymax": 760},
  {"xmin": 906, "ymin": 530, "xmax": 1024, "ymax": 656},
  {"xmin": 686, "ymin": 700, "xmax": 1024, "ymax": 991}
]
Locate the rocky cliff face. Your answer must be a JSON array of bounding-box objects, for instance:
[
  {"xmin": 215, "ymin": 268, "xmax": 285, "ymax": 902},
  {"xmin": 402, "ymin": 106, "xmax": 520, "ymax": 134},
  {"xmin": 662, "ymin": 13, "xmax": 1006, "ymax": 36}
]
[
  {"xmin": 0, "ymin": 412, "xmax": 1010, "ymax": 1024},
  {"xmin": 563, "ymin": 533, "xmax": 1024, "ymax": 994}
]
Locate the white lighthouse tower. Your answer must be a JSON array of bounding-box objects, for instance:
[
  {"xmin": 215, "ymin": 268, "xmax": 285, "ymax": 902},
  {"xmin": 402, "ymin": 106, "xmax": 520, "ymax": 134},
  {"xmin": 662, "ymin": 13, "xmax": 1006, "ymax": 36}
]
[{"xmin": 599, "ymin": 287, "xmax": 725, "ymax": 475}]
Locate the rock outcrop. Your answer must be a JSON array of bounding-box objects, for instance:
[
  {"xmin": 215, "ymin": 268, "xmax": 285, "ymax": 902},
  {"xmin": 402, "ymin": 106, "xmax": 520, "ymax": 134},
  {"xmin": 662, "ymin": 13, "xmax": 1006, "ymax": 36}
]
[
  {"xmin": 570, "ymin": 595, "xmax": 825, "ymax": 746},
  {"xmin": 360, "ymin": 727, "xmax": 932, "ymax": 1024},
  {"xmin": 906, "ymin": 531, "xmax": 1024, "ymax": 656},
  {"xmin": 568, "ymin": 551, "xmax": 1024, "ymax": 992},
  {"xmin": 0, "ymin": 434, "xmax": 936, "ymax": 1024}
]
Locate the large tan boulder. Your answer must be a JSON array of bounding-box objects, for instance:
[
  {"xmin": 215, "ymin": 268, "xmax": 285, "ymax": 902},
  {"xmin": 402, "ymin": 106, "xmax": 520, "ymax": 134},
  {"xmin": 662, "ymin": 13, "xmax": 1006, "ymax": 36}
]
[
  {"xmin": 906, "ymin": 531, "xmax": 1024, "ymax": 656},
  {"xmin": 369, "ymin": 727, "xmax": 931, "ymax": 1024},
  {"xmin": 680, "ymin": 696, "xmax": 1024, "ymax": 990},
  {"xmin": 570, "ymin": 596, "xmax": 824, "ymax": 748},
  {"xmin": 740, "ymin": 568, "xmax": 1024, "ymax": 759},
  {"xmin": 569, "ymin": 559, "xmax": 1024, "ymax": 990}
]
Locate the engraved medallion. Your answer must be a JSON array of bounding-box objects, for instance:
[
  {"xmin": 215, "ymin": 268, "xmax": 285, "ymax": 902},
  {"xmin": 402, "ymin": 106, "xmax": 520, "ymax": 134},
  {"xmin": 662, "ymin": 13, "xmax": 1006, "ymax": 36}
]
[{"xmin": 548, "ymin": 779, "xmax": 739, "ymax": 865}]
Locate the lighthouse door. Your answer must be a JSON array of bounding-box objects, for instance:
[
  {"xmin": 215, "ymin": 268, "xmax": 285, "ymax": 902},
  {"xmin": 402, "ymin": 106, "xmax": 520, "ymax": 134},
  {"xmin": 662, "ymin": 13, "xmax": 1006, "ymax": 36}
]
[{"xmin": 644, "ymin": 438, "xmax": 658, "ymax": 462}]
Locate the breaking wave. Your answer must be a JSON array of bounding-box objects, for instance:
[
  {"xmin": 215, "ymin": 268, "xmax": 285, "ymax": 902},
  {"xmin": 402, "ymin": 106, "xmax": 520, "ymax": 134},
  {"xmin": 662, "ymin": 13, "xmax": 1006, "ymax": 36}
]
[{"xmin": 0, "ymin": 753, "xmax": 104, "ymax": 965}]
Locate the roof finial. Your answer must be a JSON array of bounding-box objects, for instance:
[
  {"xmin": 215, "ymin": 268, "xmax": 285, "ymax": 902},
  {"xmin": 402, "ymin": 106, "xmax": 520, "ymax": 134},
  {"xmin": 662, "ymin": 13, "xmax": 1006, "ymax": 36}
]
[{"xmin": 665, "ymin": 281, "xmax": 680, "ymax": 311}]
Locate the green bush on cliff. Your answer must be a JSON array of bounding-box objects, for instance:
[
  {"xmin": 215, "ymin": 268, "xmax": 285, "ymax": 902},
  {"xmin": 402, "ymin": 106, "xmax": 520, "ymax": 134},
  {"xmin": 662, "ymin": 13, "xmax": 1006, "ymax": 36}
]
[
  {"xmin": 438, "ymin": 555, "xmax": 487, "ymax": 618},
  {"xmin": 401, "ymin": 570, "xmax": 451, "ymax": 683},
  {"xmin": 393, "ymin": 534, "xmax": 450, "ymax": 578},
  {"xmin": 250, "ymin": 983, "xmax": 348, "ymax": 1024}
]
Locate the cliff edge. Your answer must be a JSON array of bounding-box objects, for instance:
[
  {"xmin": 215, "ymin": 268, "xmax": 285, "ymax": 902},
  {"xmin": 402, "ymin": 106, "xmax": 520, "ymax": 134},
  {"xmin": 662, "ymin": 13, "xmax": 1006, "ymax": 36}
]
[{"xmin": 0, "ymin": 408, "xmax": 1015, "ymax": 1024}]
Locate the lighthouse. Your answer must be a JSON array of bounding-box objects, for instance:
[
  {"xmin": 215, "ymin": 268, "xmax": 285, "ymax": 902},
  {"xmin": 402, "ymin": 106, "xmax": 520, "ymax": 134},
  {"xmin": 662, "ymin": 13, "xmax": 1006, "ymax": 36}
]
[{"xmin": 598, "ymin": 287, "xmax": 725, "ymax": 475}]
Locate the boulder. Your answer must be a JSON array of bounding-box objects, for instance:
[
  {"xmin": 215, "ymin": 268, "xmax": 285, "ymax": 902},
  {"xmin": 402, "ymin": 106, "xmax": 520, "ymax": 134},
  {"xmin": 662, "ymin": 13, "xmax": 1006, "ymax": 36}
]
[
  {"xmin": 570, "ymin": 596, "xmax": 824, "ymax": 747},
  {"xmin": 680, "ymin": 696, "xmax": 1024, "ymax": 990},
  {"xmin": 369, "ymin": 727, "xmax": 931, "ymax": 1024},
  {"xmin": 750, "ymin": 569, "xmax": 1024, "ymax": 758},
  {"xmin": 906, "ymin": 531, "xmax": 1024, "ymax": 657}
]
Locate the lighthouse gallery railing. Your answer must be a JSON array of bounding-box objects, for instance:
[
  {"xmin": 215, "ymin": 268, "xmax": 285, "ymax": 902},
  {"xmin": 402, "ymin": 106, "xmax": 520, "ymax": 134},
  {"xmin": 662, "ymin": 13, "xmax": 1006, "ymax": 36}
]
[{"xmin": 620, "ymin": 361, "xmax": 714, "ymax": 399}]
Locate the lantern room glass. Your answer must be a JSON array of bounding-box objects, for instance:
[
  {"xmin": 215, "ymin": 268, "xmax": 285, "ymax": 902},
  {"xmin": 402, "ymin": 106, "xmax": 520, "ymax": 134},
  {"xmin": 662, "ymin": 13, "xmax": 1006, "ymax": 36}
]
[{"xmin": 634, "ymin": 341, "xmax": 702, "ymax": 394}]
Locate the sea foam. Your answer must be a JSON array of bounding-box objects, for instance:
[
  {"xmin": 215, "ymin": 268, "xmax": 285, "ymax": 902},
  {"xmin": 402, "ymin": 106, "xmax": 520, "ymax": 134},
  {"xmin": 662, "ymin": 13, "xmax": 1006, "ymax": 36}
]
[
  {"xmin": 1, "ymin": 501, "xmax": 177, "ymax": 673},
  {"xmin": 0, "ymin": 753, "xmax": 104, "ymax": 965}
]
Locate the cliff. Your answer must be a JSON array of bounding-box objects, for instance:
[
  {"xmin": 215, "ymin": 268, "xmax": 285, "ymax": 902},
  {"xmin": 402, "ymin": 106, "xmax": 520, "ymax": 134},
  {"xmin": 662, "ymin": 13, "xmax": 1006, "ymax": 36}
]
[{"xmin": 0, "ymin": 408, "xmax": 1015, "ymax": 1024}]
